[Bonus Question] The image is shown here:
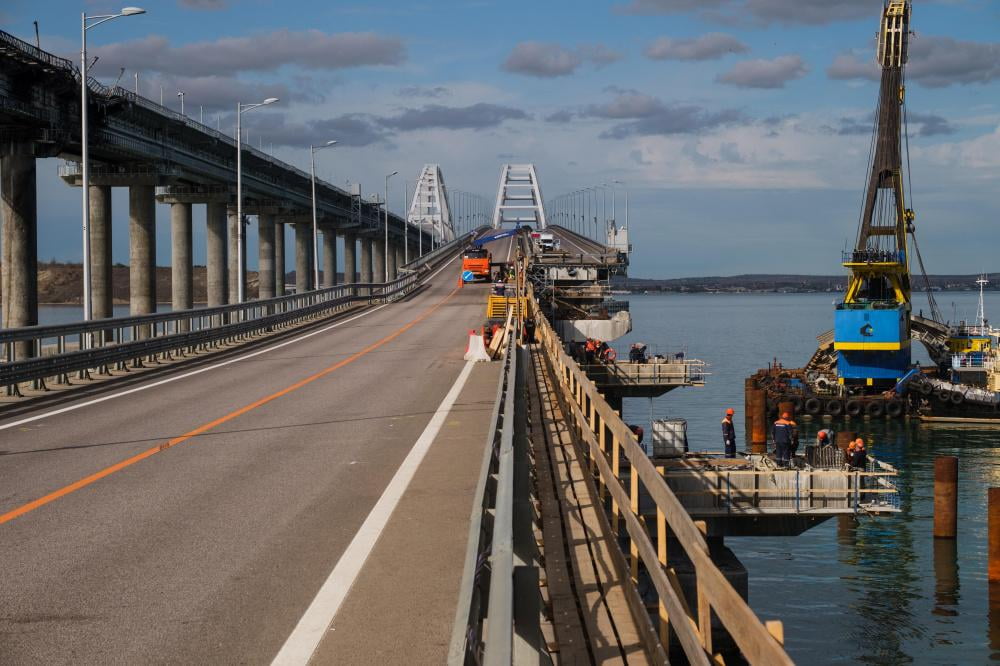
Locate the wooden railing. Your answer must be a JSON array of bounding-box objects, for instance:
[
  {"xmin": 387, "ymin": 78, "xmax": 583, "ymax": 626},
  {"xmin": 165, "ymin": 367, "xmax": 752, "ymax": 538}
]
[{"xmin": 531, "ymin": 289, "xmax": 793, "ymax": 665}]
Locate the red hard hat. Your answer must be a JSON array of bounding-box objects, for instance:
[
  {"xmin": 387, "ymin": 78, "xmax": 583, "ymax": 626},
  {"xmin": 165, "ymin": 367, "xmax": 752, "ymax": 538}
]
[
  {"xmin": 781, "ymin": 411, "xmax": 791, "ymax": 420},
  {"xmin": 726, "ymin": 408, "xmax": 734, "ymax": 416},
  {"xmin": 818, "ymin": 431, "xmax": 828, "ymax": 439}
]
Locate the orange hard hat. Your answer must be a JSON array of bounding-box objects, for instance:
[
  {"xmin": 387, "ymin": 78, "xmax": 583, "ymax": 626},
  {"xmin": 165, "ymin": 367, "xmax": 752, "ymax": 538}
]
[
  {"xmin": 847, "ymin": 442, "xmax": 856, "ymax": 449},
  {"xmin": 726, "ymin": 408, "xmax": 734, "ymax": 416},
  {"xmin": 818, "ymin": 431, "xmax": 828, "ymax": 439},
  {"xmin": 781, "ymin": 412, "xmax": 791, "ymax": 420}
]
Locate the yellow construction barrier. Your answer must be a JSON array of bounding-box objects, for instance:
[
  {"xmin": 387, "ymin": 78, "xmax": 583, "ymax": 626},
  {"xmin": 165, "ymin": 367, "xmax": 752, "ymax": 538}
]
[{"xmin": 486, "ymin": 294, "xmax": 528, "ymax": 320}]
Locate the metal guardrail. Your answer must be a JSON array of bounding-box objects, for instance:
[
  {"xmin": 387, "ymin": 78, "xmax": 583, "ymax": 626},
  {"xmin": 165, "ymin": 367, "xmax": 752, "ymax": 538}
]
[
  {"xmin": 450, "ymin": 253, "xmax": 541, "ymax": 666},
  {"xmin": 1, "ymin": 239, "xmax": 466, "ymax": 391},
  {"xmin": 449, "ymin": 325, "xmax": 520, "ymax": 665}
]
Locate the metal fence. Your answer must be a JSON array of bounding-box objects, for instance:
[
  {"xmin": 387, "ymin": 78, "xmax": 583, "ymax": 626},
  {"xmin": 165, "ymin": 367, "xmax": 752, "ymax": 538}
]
[
  {"xmin": 449, "ymin": 255, "xmax": 542, "ymax": 666},
  {"xmin": 2, "ymin": 235, "xmax": 469, "ymax": 392}
]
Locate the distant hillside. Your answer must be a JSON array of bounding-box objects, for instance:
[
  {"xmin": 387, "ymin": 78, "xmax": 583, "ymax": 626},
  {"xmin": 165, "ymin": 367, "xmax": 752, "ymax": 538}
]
[{"xmin": 615, "ymin": 273, "xmax": 1000, "ymax": 293}]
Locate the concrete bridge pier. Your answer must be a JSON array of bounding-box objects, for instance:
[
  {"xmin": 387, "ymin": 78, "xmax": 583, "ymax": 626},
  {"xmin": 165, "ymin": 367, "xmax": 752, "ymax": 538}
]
[
  {"xmin": 228, "ymin": 210, "xmax": 245, "ymax": 303},
  {"xmin": 170, "ymin": 202, "xmax": 193, "ymax": 327},
  {"xmin": 295, "ymin": 222, "xmax": 312, "ymax": 293},
  {"xmin": 360, "ymin": 238, "xmax": 373, "ymax": 284},
  {"xmin": 89, "ymin": 185, "xmax": 113, "ymax": 320},
  {"xmin": 275, "ymin": 221, "xmax": 285, "ymax": 296},
  {"xmin": 0, "ymin": 148, "xmax": 38, "ymax": 360},
  {"xmin": 374, "ymin": 239, "xmax": 386, "ymax": 284},
  {"xmin": 322, "ymin": 227, "xmax": 337, "ymax": 288},
  {"xmin": 387, "ymin": 243, "xmax": 398, "ymax": 281},
  {"xmin": 129, "ymin": 185, "xmax": 156, "ymax": 320},
  {"xmin": 258, "ymin": 214, "xmax": 275, "ymax": 300},
  {"xmin": 343, "ymin": 232, "xmax": 356, "ymax": 285},
  {"xmin": 206, "ymin": 202, "xmax": 228, "ymax": 306}
]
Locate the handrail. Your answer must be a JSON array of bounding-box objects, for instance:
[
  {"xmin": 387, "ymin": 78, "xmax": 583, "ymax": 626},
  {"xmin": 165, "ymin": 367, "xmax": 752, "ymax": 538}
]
[{"xmin": 530, "ymin": 287, "xmax": 793, "ymax": 665}]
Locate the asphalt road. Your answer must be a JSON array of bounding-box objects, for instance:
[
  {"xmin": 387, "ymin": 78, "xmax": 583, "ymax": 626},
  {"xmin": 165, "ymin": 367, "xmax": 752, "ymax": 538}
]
[{"xmin": 0, "ymin": 253, "xmax": 502, "ymax": 664}]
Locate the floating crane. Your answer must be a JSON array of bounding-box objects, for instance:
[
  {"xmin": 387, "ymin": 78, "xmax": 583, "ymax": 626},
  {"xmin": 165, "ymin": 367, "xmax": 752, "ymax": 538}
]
[{"xmin": 834, "ymin": 0, "xmax": 921, "ymax": 387}]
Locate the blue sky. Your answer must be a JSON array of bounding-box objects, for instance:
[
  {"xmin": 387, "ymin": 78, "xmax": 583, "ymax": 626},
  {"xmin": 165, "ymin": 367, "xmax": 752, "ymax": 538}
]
[{"xmin": 3, "ymin": 0, "xmax": 999, "ymax": 278}]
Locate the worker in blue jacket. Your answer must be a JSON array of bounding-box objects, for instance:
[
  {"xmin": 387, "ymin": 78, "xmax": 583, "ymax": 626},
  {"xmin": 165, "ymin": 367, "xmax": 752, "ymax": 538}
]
[
  {"xmin": 772, "ymin": 412, "xmax": 796, "ymax": 467},
  {"xmin": 721, "ymin": 408, "xmax": 737, "ymax": 458}
]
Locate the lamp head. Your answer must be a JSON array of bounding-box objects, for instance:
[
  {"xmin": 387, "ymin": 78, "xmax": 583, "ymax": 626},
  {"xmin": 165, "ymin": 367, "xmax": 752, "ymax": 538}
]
[
  {"xmin": 325, "ymin": 140, "xmax": 337, "ymax": 146},
  {"xmin": 120, "ymin": 7, "xmax": 146, "ymax": 16},
  {"xmin": 390, "ymin": 170, "xmax": 399, "ymax": 176},
  {"xmin": 262, "ymin": 97, "xmax": 279, "ymax": 105}
]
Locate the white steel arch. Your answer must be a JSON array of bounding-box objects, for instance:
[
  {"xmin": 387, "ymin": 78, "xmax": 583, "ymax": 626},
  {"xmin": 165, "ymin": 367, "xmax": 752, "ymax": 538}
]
[
  {"xmin": 406, "ymin": 164, "xmax": 455, "ymax": 244},
  {"xmin": 491, "ymin": 164, "xmax": 546, "ymax": 229}
]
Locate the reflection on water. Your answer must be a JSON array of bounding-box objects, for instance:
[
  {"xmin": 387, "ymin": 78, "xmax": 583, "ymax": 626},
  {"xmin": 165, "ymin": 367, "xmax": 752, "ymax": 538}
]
[{"xmin": 619, "ymin": 292, "xmax": 1000, "ymax": 664}]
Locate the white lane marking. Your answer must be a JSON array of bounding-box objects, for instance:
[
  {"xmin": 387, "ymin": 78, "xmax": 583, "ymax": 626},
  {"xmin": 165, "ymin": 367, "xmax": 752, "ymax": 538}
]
[
  {"xmin": 0, "ymin": 256, "xmax": 460, "ymax": 433},
  {"xmin": 271, "ymin": 360, "xmax": 476, "ymax": 666}
]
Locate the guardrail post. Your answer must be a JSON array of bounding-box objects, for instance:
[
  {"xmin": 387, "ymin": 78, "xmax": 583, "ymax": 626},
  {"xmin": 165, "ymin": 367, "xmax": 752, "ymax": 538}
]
[
  {"xmin": 656, "ymin": 464, "xmax": 669, "ymax": 647},
  {"xmin": 630, "ymin": 462, "xmax": 640, "ymax": 584},
  {"xmin": 612, "ymin": 435, "xmax": 621, "ymax": 536},
  {"xmin": 694, "ymin": 520, "xmax": 713, "ymax": 655}
]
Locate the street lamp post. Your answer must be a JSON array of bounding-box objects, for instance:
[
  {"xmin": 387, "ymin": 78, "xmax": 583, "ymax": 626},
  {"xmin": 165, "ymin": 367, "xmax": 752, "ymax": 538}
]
[
  {"xmin": 384, "ymin": 171, "xmax": 398, "ymax": 282},
  {"xmin": 177, "ymin": 90, "xmax": 185, "ymax": 115},
  {"xmin": 310, "ymin": 140, "xmax": 337, "ymax": 290},
  {"xmin": 80, "ymin": 6, "xmax": 146, "ymax": 323},
  {"xmin": 236, "ymin": 96, "xmax": 279, "ymax": 302},
  {"xmin": 403, "ymin": 181, "xmax": 409, "ymax": 265}
]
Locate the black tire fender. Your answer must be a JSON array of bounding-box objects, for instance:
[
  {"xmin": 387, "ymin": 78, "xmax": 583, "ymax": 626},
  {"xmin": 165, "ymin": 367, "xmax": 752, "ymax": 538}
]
[
  {"xmin": 804, "ymin": 397, "xmax": 822, "ymax": 415},
  {"xmin": 846, "ymin": 400, "xmax": 863, "ymax": 417},
  {"xmin": 826, "ymin": 399, "xmax": 843, "ymax": 417},
  {"xmin": 866, "ymin": 401, "xmax": 885, "ymax": 418},
  {"xmin": 886, "ymin": 400, "xmax": 904, "ymax": 417}
]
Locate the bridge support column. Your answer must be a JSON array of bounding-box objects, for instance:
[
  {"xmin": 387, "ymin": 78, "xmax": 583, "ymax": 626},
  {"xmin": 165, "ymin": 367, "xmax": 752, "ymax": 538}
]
[
  {"xmin": 206, "ymin": 202, "xmax": 228, "ymax": 306},
  {"xmin": 374, "ymin": 238, "xmax": 386, "ymax": 284},
  {"xmin": 258, "ymin": 214, "xmax": 275, "ymax": 300},
  {"xmin": 343, "ymin": 232, "xmax": 356, "ymax": 285},
  {"xmin": 275, "ymin": 222, "xmax": 285, "ymax": 296},
  {"xmin": 360, "ymin": 238, "xmax": 373, "ymax": 284},
  {"xmin": 387, "ymin": 243, "xmax": 398, "ymax": 281},
  {"xmin": 89, "ymin": 185, "xmax": 113, "ymax": 320},
  {"xmin": 229, "ymin": 210, "xmax": 248, "ymax": 302},
  {"xmin": 129, "ymin": 185, "xmax": 156, "ymax": 318},
  {"xmin": 0, "ymin": 149, "xmax": 38, "ymax": 360},
  {"xmin": 323, "ymin": 228, "xmax": 337, "ymax": 288},
  {"xmin": 295, "ymin": 223, "xmax": 312, "ymax": 293},
  {"xmin": 171, "ymin": 203, "xmax": 193, "ymax": 325}
]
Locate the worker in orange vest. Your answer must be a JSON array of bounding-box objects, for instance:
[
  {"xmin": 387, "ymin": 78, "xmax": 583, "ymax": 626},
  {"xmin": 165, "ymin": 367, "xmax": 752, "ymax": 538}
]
[
  {"xmin": 772, "ymin": 411, "xmax": 796, "ymax": 467},
  {"xmin": 721, "ymin": 408, "xmax": 736, "ymax": 458}
]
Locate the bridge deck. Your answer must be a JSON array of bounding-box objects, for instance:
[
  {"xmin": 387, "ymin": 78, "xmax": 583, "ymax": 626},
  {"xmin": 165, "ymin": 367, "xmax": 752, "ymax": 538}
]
[{"xmin": 0, "ymin": 256, "xmax": 499, "ymax": 663}]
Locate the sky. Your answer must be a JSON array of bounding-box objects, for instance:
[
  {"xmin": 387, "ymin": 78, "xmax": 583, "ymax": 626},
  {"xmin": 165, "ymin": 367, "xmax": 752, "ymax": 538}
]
[{"xmin": 2, "ymin": 0, "xmax": 999, "ymax": 278}]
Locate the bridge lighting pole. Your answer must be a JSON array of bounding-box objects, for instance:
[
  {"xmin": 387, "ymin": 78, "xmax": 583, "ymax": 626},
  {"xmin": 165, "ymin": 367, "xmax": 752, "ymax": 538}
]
[
  {"xmin": 310, "ymin": 140, "xmax": 337, "ymax": 290},
  {"xmin": 384, "ymin": 171, "xmax": 397, "ymax": 282},
  {"xmin": 80, "ymin": 6, "xmax": 146, "ymax": 323},
  {"xmin": 177, "ymin": 90, "xmax": 185, "ymax": 115},
  {"xmin": 403, "ymin": 181, "xmax": 409, "ymax": 264},
  {"xmin": 236, "ymin": 96, "xmax": 279, "ymax": 302}
]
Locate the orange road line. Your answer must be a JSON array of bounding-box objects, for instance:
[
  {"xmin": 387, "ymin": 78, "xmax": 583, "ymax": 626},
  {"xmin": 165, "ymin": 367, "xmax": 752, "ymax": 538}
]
[{"xmin": 0, "ymin": 286, "xmax": 460, "ymax": 527}]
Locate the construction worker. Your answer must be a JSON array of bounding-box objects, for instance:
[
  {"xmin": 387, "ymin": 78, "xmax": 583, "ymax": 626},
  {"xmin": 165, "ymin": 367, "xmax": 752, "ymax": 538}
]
[
  {"xmin": 523, "ymin": 317, "xmax": 536, "ymax": 344},
  {"xmin": 850, "ymin": 438, "xmax": 868, "ymax": 469},
  {"xmin": 772, "ymin": 411, "xmax": 796, "ymax": 467},
  {"xmin": 584, "ymin": 338, "xmax": 597, "ymax": 364},
  {"xmin": 816, "ymin": 428, "xmax": 834, "ymax": 447},
  {"xmin": 721, "ymin": 408, "xmax": 737, "ymax": 458}
]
